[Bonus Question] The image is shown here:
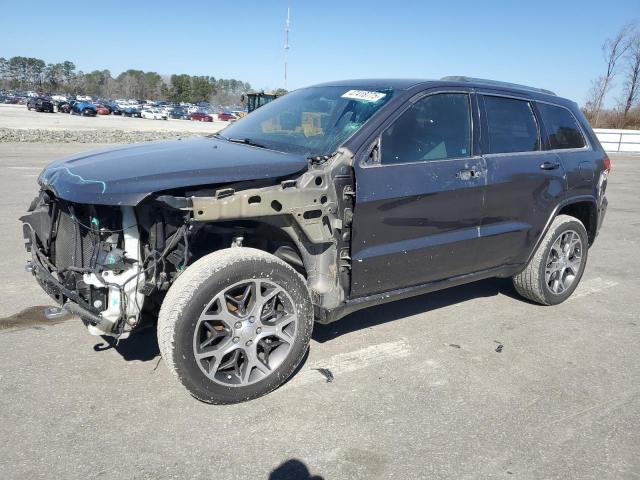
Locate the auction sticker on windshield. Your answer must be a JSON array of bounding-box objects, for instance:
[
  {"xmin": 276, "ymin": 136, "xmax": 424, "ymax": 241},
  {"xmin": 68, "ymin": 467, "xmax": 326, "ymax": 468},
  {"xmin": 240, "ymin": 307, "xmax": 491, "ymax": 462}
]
[{"xmin": 341, "ymin": 90, "xmax": 387, "ymax": 102}]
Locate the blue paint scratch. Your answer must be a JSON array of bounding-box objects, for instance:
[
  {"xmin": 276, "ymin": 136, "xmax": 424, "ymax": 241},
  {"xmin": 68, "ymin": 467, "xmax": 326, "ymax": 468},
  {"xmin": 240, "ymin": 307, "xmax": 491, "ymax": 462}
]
[{"xmin": 50, "ymin": 167, "xmax": 107, "ymax": 193}]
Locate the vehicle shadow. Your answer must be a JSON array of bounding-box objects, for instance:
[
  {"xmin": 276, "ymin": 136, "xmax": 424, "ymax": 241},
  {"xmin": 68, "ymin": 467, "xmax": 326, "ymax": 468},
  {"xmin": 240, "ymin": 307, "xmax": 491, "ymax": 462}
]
[
  {"xmin": 312, "ymin": 277, "xmax": 519, "ymax": 343},
  {"xmin": 269, "ymin": 459, "xmax": 324, "ymax": 480},
  {"xmin": 93, "ymin": 277, "xmax": 519, "ymax": 361},
  {"xmin": 93, "ymin": 326, "xmax": 160, "ymax": 362}
]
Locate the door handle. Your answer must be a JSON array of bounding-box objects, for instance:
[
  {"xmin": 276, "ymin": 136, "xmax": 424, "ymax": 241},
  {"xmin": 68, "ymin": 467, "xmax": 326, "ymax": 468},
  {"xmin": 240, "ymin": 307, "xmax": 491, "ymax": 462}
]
[
  {"xmin": 456, "ymin": 168, "xmax": 482, "ymax": 181},
  {"xmin": 540, "ymin": 161, "xmax": 560, "ymax": 170}
]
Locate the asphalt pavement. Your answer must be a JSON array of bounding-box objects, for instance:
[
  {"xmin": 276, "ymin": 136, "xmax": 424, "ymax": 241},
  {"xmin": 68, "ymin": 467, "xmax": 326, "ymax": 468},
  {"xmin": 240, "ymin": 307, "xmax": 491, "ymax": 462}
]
[{"xmin": 0, "ymin": 144, "xmax": 638, "ymax": 480}]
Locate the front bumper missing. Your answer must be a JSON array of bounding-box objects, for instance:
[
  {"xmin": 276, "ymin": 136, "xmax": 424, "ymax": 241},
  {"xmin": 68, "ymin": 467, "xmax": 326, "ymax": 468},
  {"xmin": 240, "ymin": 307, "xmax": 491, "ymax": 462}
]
[
  {"xmin": 26, "ymin": 239, "xmax": 111, "ymax": 331},
  {"xmin": 22, "ymin": 204, "xmax": 146, "ymax": 337}
]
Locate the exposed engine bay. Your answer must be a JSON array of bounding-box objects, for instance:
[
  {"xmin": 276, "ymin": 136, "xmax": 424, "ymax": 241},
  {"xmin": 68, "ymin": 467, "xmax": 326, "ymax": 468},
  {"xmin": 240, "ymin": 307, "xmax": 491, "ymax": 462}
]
[
  {"xmin": 22, "ymin": 192, "xmax": 188, "ymax": 336},
  {"xmin": 21, "ymin": 150, "xmax": 355, "ymax": 337}
]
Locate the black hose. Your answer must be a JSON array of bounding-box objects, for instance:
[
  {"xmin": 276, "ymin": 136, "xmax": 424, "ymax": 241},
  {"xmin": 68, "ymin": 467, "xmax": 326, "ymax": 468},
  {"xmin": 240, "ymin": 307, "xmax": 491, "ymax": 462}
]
[{"xmin": 64, "ymin": 302, "xmax": 110, "ymax": 329}]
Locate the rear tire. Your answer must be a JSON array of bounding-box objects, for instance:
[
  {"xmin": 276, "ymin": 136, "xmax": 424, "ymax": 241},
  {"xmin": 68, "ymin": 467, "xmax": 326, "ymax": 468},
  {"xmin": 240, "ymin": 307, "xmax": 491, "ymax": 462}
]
[
  {"xmin": 513, "ymin": 214, "xmax": 588, "ymax": 305},
  {"xmin": 158, "ymin": 248, "xmax": 313, "ymax": 404}
]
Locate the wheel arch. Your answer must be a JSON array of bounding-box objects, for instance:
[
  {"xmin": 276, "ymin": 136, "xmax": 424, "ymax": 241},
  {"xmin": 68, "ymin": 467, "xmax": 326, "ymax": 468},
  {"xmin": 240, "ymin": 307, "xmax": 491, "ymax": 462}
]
[
  {"xmin": 557, "ymin": 200, "xmax": 598, "ymax": 245},
  {"xmin": 526, "ymin": 195, "xmax": 598, "ymax": 265},
  {"xmin": 185, "ymin": 216, "xmax": 343, "ymax": 310},
  {"xmin": 187, "ymin": 218, "xmax": 309, "ymax": 277}
]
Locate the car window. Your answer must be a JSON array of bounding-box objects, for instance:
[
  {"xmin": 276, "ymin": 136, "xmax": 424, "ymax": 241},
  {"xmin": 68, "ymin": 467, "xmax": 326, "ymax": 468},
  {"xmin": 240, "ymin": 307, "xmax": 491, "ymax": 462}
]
[
  {"xmin": 380, "ymin": 93, "xmax": 471, "ymax": 165},
  {"xmin": 484, "ymin": 96, "xmax": 539, "ymax": 154},
  {"xmin": 537, "ymin": 103, "xmax": 586, "ymax": 150}
]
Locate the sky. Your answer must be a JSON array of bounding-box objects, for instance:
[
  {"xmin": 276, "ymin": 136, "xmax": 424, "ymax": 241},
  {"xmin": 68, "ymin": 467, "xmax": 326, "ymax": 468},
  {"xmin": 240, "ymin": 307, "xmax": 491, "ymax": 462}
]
[{"xmin": 1, "ymin": 0, "xmax": 638, "ymax": 106}]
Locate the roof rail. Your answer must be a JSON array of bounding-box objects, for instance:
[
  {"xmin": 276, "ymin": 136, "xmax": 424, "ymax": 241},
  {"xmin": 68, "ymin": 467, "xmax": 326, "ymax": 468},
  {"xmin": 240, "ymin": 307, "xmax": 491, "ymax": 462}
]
[{"xmin": 441, "ymin": 76, "xmax": 557, "ymax": 96}]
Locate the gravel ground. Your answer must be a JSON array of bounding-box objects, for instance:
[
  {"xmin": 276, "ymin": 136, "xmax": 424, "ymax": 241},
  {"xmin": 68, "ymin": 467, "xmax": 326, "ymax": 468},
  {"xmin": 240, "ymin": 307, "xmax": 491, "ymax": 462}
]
[
  {"xmin": 0, "ymin": 144, "xmax": 638, "ymax": 480},
  {"xmin": 0, "ymin": 127, "xmax": 205, "ymax": 143}
]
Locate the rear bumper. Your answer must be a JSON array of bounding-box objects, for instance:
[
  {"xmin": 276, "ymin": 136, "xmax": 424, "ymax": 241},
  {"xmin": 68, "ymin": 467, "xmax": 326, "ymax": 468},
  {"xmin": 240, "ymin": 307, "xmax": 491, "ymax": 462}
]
[{"xmin": 597, "ymin": 195, "xmax": 608, "ymax": 235}]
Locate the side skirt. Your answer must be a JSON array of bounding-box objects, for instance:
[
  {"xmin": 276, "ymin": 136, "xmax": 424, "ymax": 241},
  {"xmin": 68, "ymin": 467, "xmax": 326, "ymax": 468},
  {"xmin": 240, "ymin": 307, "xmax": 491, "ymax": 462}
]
[{"xmin": 315, "ymin": 264, "xmax": 521, "ymax": 324}]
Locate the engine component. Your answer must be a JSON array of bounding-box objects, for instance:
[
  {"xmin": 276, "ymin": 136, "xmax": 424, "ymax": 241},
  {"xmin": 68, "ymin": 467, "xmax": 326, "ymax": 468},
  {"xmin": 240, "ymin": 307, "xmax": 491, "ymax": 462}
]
[{"xmin": 81, "ymin": 207, "xmax": 145, "ymax": 336}]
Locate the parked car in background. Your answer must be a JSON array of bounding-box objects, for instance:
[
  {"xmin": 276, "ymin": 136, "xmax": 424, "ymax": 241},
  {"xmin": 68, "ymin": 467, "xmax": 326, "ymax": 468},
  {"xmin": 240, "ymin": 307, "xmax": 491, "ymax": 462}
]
[
  {"xmin": 117, "ymin": 100, "xmax": 140, "ymax": 110},
  {"xmin": 159, "ymin": 105, "xmax": 174, "ymax": 117},
  {"xmin": 27, "ymin": 97, "xmax": 54, "ymax": 113},
  {"xmin": 189, "ymin": 111, "xmax": 213, "ymax": 122},
  {"xmin": 70, "ymin": 101, "xmax": 97, "ymax": 116},
  {"xmin": 95, "ymin": 104, "xmax": 111, "ymax": 115},
  {"xmin": 217, "ymin": 111, "xmax": 237, "ymax": 122},
  {"xmin": 168, "ymin": 107, "xmax": 189, "ymax": 119},
  {"xmin": 121, "ymin": 106, "xmax": 142, "ymax": 118},
  {"xmin": 56, "ymin": 101, "xmax": 72, "ymax": 113},
  {"xmin": 7, "ymin": 94, "xmax": 27, "ymax": 104},
  {"xmin": 141, "ymin": 108, "xmax": 168, "ymax": 120},
  {"xmin": 106, "ymin": 103, "xmax": 122, "ymax": 115}
]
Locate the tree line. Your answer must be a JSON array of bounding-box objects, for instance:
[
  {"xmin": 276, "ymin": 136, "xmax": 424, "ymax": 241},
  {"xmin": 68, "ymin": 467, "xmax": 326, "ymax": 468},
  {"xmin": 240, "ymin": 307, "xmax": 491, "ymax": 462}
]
[
  {"xmin": 0, "ymin": 56, "xmax": 253, "ymax": 105},
  {"xmin": 584, "ymin": 22, "xmax": 640, "ymax": 129}
]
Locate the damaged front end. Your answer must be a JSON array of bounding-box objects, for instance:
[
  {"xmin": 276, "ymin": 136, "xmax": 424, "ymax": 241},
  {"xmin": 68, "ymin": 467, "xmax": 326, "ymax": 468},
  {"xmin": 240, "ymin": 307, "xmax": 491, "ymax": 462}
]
[
  {"xmin": 20, "ymin": 134, "xmax": 359, "ymax": 336},
  {"xmin": 21, "ymin": 191, "xmax": 189, "ymax": 337}
]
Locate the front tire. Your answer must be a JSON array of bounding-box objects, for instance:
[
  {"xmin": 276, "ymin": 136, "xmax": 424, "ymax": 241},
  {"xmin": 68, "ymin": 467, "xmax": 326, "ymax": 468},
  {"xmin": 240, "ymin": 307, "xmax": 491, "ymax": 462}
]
[
  {"xmin": 158, "ymin": 248, "xmax": 313, "ymax": 404},
  {"xmin": 513, "ymin": 214, "xmax": 588, "ymax": 305}
]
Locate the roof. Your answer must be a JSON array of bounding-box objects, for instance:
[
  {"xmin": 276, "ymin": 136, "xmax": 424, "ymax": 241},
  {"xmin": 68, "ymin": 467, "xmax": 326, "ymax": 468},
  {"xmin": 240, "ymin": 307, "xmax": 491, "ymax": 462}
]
[
  {"xmin": 310, "ymin": 79, "xmax": 427, "ymax": 90},
  {"xmin": 440, "ymin": 76, "xmax": 556, "ymax": 96},
  {"xmin": 308, "ymin": 77, "xmax": 566, "ymax": 103}
]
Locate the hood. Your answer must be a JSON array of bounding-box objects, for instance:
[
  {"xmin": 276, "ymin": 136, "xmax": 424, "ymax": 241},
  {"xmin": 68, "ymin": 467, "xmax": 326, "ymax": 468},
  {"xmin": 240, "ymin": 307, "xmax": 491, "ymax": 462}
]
[{"xmin": 38, "ymin": 136, "xmax": 308, "ymax": 205}]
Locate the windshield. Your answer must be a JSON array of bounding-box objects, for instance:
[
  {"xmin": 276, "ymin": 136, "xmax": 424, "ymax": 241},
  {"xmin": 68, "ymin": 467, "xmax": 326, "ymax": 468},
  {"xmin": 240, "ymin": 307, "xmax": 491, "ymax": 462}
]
[{"xmin": 218, "ymin": 85, "xmax": 393, "ymax": 156}]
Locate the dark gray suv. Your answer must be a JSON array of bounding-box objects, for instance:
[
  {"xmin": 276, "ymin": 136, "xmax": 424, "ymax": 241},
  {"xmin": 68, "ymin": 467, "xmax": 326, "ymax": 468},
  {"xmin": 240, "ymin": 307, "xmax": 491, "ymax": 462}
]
[{"xmin": 21, "ymin": 77, "xmax": 609, "ymax": 403}]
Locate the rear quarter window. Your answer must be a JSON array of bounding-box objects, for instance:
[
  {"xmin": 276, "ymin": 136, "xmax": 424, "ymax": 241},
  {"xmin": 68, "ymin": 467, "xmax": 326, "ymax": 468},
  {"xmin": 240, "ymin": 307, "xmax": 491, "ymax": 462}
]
[
  {"xmin": 484, "ymin": 96, "xmax": 540, "ymax": 154},
  {"xmin": 537, "ymin": 103, "xmax": 586, "ymax": 150}
]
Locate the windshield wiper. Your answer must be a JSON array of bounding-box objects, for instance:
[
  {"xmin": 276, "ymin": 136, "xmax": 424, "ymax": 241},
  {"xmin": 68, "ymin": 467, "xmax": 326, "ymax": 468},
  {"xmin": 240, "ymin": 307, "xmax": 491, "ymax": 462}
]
[{"xmin": 222, "ymin": 136, "xmax": 268, "ymax": 149}]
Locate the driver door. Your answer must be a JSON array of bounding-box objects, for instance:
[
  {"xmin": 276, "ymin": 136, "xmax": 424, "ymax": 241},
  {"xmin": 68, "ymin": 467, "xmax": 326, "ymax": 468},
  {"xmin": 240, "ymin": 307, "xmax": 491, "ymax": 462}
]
[{"xmin": 350, "ymin": 90, "xmax": 486, "ymax": 297}]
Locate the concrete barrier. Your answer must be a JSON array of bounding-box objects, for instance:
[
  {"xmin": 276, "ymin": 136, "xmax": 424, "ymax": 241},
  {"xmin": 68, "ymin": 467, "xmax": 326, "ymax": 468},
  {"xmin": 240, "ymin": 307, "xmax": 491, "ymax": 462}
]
[{"xmin": 594, "ymin": 128, "xmax": 640, "ymax": 153}]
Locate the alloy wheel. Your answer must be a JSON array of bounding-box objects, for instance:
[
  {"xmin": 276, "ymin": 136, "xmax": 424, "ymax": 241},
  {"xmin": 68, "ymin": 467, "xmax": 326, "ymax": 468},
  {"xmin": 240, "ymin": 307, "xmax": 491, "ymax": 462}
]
[
  {"xmin": 192, "ymin": 279, "xmax": 297, "ymax": 386},
  {"xmin": 544, "ymin": 230, "xmax": 583, "ymax": 294}
]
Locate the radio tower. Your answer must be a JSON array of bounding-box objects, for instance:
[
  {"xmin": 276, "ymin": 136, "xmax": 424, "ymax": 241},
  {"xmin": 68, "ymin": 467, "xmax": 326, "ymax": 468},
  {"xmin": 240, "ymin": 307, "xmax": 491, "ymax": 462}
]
[{"xmin": 284, "ymin": 1, "xmax": 291, "ymax": 90}]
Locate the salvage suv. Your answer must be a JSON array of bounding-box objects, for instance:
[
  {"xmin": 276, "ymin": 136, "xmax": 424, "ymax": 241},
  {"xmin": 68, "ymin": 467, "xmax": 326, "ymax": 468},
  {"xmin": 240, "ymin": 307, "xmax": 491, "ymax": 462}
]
[{"xmin": 21, "ymin": 77, "xmax": 609, "ymax": 403}]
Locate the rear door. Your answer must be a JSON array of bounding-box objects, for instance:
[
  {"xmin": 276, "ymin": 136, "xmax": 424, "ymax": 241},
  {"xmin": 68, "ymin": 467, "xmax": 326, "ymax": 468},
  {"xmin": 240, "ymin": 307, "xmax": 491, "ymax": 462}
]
[
  {"xmin": 350, "ymin": 89, "xmax": 486, "ymax": 297},
  {"xmin": 536, "ymin": 101, "xmax": 597, "ymax": 198},
  {"xmin": 476, "ymin": 93, "xmax": 566, "ymax": 271}
]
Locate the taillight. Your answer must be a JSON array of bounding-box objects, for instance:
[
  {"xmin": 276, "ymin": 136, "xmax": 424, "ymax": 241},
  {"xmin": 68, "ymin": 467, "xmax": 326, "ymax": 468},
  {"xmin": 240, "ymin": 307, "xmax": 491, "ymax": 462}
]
[{"xmin": 603, "ymin": 155, "xmax": 611, "ymax": 173}]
